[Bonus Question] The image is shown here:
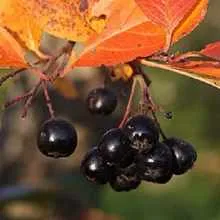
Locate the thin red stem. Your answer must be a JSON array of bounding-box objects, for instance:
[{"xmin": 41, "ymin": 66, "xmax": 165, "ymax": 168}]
[
  {"xmin": 21, "ymin": 81, "xmax": 42, "ymax": 118},
  {"xmin": 4, "ymin": 93, "xmax": 32, "ymax": 109},
  {"xmin": 42, "ymin": 81, "xmax": 55, "ymax": 119},
  {"xmin": 118, "ymin": 77, "xmax": 138, "ymax": 128}
]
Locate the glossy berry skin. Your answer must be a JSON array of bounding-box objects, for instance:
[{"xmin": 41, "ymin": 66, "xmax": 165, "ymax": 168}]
[
  {"xmin": 123, "ymin": 115, "xmax": 159, "ymax": 151},
  {"xmin": 37, "ymin": 118, "xmax": 77, "ymax": 158},
  {"xmin": 98, "ymin": 128, "xmax": 133, "ymax": 166},
  {"xmin": 138, "ymin": 142, "xmax": 173, "ymax": 184},
  {"xmin": 86, "ymin": 88, "xmax": 117, "ymax": 115},
  {"xmin": 163, "ymin": 137, "xmax": 197, "ymax": 175},
  {"xmin": 110, "ymin": 163, "xmax": 141, "ymax": 192},
  {"xmin": 81, "ymin": 147, "xmax": 111, "ymax": 184}
]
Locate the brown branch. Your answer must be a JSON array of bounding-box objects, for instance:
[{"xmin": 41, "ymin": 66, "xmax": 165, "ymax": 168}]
[{"xmin": 0, "ymin": 68, "xmax": 26, "ymax": 87}]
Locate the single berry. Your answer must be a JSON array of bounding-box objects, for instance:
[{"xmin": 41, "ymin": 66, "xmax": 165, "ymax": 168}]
[
  {"xmin": 37, "ymin": 118, "xmax": 77, "ymax": 158},
  {"xmin": 110, "ymin": 164, "xmax": 141, "ymax": 192},
  {"xmin": 81, "ymin": 147, "xmax": 112, "ymax": 184},
  {"xmin": 98, "ymin": 128, "xmax": 134, "ymax": 166},
  {"xmin": 163, "ymin": 137, "xmax": 197, "ymax": 175},
  {"xmin": 137, "ymin": 142, "xmax": 173, "ymax": 184},
  {"xmin": 86, "ymin": 87, "xmax": 117, "ymax": 115},
  {"xmin": 123, "ymin": 115, "xmax": 159, "ymax": 151}
]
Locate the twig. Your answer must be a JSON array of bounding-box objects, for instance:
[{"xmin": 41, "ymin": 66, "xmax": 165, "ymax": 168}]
[
  {"xmin": 42, "ymin": 81, "xmax": 55, "ymax": 118},
  {"xmin": 4, "ymin": 93, "xmax": 32, "ymax": 109},
  {"xmin": 0, "ymin": 68, "xmax": 26, "ymax": 87},
  {"xmin": 21, "ymin": 81, "xmax": 42, "ymax": 118}
]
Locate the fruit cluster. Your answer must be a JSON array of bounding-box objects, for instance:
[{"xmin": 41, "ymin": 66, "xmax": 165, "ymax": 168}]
[
  {"xmin": 36, "ymin": 77, "xmax": 197, "ymax": 192},
  {"xmin": 81, "ymin": 114, "xmax": 197, "ymax": 192}
]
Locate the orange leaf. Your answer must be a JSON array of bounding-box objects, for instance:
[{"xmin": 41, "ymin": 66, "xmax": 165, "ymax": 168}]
[
  {"xmin": 200, "ymin": 41, "xmax": 220, "ymax": 60},
  {"xmin": 64, "ymin": 0, "xmax": 208, "ymax": 73},
  {"xmin": 135, "ymin": 0, "xmax": 208, "ymax": 47},
  {"xmin": 64, "ymin": 0, "xmax": 166, "ymax": 74},
  {"xmin": 0, "ymin": 0, "xmax": 109, "ymax": 55},
  {"xmin": 141, "ymin": 57, "xmax": 220, "ymax": 89},
  {"xmin": 0, "ymin": 27, "xmax": 27, "ymax": 68},
  {"xmin": 0, "ymin": 0, "xmax": 43, "ymax": 55}
]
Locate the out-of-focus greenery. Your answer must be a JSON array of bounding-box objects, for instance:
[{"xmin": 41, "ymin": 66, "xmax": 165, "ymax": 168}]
[{"xmin": 1, "ymin": 1, "xmax": 220, "ymax": 219}]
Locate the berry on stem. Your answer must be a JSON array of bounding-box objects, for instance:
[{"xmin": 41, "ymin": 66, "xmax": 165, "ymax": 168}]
[
  {"xmin": 110, "ymin": 163, "xmax": 141, "ymax": 192},
  {"xmin": 81, "ymin": 147, "xmax": 112, "ymax": 184},
  {"xmin": 110, "ymin": 174, "xmax": 141, "ymax": 192},
  {"xmin": 86, "ymin": 87, "xmax": 117, "ymax": 115},
  {"xmin": 163, "ymin": 137, "xmax": 197, "ymax": 175},
  {"xmin": 37, "ymin": 118, "xmax": 77, "ymax": 158},
  {"xmin": 137, "ymin": 142, "xmax": 173, "ymax": 184},
  {"xmin": 98, "ymin": 128, "xmax": 133, "ymax": 166},
  {"xmin": 123, "ymin": 115, "xmax": 159, "ymax": 151}
]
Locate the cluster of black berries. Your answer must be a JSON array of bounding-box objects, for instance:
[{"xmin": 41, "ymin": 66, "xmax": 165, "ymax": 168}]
[
  {"xmin": 81, "ymin": 113, "xmax": 197, "ymax": 192},
  {"xmin": 36, "ymin": 86, "xmax": 197, "ymax": 192}
]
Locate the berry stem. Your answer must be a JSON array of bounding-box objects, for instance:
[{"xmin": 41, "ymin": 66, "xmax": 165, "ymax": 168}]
[
  {"xmin": 151, "ymin": 111, "xmax": 167, "ymax": 140},
  {"xmin": 42, "ymin": 80, "xmax": 55, "ymax": 119},
  {"xmin": 21, "ymin": 81, "xmax": 42, "ymax": 118},
  {"xmin": 4, "ymin": 93, "xmax": 32, "ymax": 109},
  {"xmin": 118, "ymin": 76, "xmax": 138, "ymax": 128}
]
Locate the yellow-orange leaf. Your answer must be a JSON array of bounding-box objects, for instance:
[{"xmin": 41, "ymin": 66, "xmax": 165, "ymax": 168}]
[
  {"xmin": 0, "ymin": 27, "xmax": 27, "ymax": 68},
  {"xmin": 0, "ymin": 0, "xmax": 43, "ymax": 55},
  {"xmin": 0, "ymin": 0, "xmax": 110, "ymax": 55}
]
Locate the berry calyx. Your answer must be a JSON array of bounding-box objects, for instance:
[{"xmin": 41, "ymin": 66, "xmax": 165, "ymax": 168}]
[
  {"xmin": 110, "ymin": 163, "xmax": 141, "ymax": 192},
  {"xmin": 86, "ymin": 87, "xmax": 117, "ymax": 115},
  {"xmin": 137, "ymin": 142, "xmax": 173, "ymax": 184},
  {"xmin": 98, "ymin": 128, "xmax": 133, "ymax": 166},
  {"xmin": 37, "ymin": 118, "xmax": 77, "ymax": 158},
  {"xmin": 123, "ymin": 115, "xmax": 159, "ymax": 151},
  {"xmin": 110, "ymin": 174, "xmax": 141, "ymax": 192},
  {"xmin": 81, "ymin": 147, "xmax": 112, "ymax": 184},
  {"xmin": 163, "ymin": 137, "xmax": 197, "ymax": 175}
]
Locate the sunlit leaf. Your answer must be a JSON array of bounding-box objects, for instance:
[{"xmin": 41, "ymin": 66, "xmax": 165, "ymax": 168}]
[{"xmin": 0, "ymin": 27, "xmax": 27, "ymax": 68}]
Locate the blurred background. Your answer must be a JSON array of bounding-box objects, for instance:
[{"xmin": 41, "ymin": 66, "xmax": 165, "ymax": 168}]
[{"xmin": 0, "ymin": 1, "xmax": 220, "ymax": 219}]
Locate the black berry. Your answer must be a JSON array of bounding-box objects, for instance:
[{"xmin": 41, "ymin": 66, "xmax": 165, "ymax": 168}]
[
  {"xmin": 37, "ymin": 118, "xmax": 77, "ymax": 158},
  {"xmin": 137, "ymin": 142, "xmax": 173, "ymax": 184},
  {"xmin": 123, "ymin": 115, "xmax": 159, "ymax": 151},
  {"xmin": 163, "ymin": 137, "xmax": 197, "ymax": 175},
  {"xmin": 98, "ymin": 128, "xmax": 133, "ymax": 166},
  {"xmin": 81, "ymin": 147, "xmax": 112, "ymax": 184},
  {"xmin": 110, "ymin": 164, "xmax": 141, "ymax": 192},
  {"xmin": 86, "ymin": 87, "xmax": 117, "ymax": 115}
]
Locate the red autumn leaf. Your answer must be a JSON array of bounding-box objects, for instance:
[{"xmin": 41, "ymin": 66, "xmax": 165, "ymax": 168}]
[
  {"xmin": 141, "ymin": 42, "xmax": 220, "ymax": 89},
  {"xmin": 64, "ymin": 0, "xmax": 208, "ymax": 74},
  {"xmin": 71, "ymin": 22, "xmax": 165, "ymax": 67},
  {"xmin": 64, "ymin": 0, "xmax": 166, "ymax": 74},
  {"xmin": 201, "ymin": 41, "xmax": 220, "ymax": 61},
  {"xmin": 135, "ymin": 0, "xmax": 208, "ymax": 46},
  {"xmin": 0, "ymin": 27, "xmax": 27, "ymax": 68}
]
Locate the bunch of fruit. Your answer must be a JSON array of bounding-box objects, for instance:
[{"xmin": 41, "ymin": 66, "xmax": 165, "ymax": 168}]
[{"xmin": 37, "ymin": 85, "xmax": 197, "ymax": 192}]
